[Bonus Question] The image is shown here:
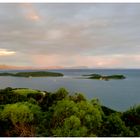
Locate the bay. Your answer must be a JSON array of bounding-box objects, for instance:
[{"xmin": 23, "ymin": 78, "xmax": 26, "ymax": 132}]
[{"xmin": 0, "ymin": 69, "xmax": 140, "ymax": 111}]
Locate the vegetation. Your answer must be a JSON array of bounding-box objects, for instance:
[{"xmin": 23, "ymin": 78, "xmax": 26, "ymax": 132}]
[
  {"xmin": 83, "ymin": 74, "xmax": 126, "ymax": 80},
  {"xmin": 0, "ymin": 71, "xmax": 63, "ymax": 77},
  {"xmin": 0, "ymin": 72, "xmax": 14, "ymax": 76},
  {"xmin": 0, "ymin": 87, "xmax": 139, "ymax": 137},
  {"xmin": 13, "ymin": 89, "xmax": 40, "ymax": 96}
]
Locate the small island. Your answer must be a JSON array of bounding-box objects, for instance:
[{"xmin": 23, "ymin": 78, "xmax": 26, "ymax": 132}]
[
  {"xmin": 83, "ymin": 74, "xmax": 126, "ymax": 80},
  {"xmin": 0, "ymin": 71, "xmax": 63, "ymax": 77}
]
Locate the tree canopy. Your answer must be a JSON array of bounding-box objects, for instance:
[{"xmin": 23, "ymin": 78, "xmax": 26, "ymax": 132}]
[{"xmin": 0, "ymin": 87, "xmax": 139, "ymax": 137}]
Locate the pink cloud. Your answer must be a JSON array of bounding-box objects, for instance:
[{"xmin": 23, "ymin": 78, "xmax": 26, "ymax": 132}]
[
  {"xmin": 31, "ymin": 54, "xmax": 122, "ymax": 68},
  {"xmin": 20, "ymin": 3, "xmax": 41, "ymax": 21}
]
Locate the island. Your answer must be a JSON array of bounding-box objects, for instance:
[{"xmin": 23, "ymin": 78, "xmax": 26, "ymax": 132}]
[
  {"xmin": 83, "ymin": 74, "xmax": 126, "ymax": 80},
  {"xmin": 0, "ymin": 71, "xmax": 63, "ymax": 77}
]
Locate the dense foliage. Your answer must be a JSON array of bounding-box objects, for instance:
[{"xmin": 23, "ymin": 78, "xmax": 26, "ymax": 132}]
[
  {"xmin": 0, "ymin": 87, "xmax": 139, "ymax": 137},
  {"xmin": 0, "ymin": 71, "xmax": 63, "ymax": 77}
]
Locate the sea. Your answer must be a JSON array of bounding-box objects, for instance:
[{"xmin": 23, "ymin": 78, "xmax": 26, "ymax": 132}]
[{"xmin": 0, "ymin": 69, "xmax": 140, "ymax": 112}]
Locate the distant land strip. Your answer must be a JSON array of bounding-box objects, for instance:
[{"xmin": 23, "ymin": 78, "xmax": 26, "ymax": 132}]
[
  {"xmin": 83, "ymin": 74, "xmax": 126, "ymax": 80},
  {"xmin": 0, "ymin": 71, "xmax": 63, "ymax": 77}
]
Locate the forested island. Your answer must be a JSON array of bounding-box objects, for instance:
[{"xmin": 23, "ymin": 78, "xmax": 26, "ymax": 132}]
[
  {"xmin": 83, "ymin": 74, "xmax": 126, "ymax": 80},
  {"xmin": 0, "ymin": 71, "xmax": 63, "ymax": 77},
  {"xmin": 0, "ymin": 87, "xmax": 140, "ymax": 137}
]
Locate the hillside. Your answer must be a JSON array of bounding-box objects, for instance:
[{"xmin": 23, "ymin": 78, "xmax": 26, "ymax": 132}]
[{"xmin": 0, "ymin": 87, "xmax": 139, "ymax": 137}]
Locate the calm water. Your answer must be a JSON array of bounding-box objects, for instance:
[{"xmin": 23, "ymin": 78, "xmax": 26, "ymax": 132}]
[{"xmin": 0, "ymin": 69, "xmax": 140, "ymax": 111}]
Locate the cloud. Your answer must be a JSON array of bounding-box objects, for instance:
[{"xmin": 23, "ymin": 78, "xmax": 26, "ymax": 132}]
[
  {"xmin": 0, "ymin": 49, "xmax": 16, "ymax": 56},
  {"xmin": 0, "ymin": 4, "xmax": 140, "ymax": 68},
  {"xmin": 30, "ymin": 53, "xmax": 140, "ymax": 68},
  {"xmin": 20, "ymin": 3, "xmax": 41, "ymax": 21}
]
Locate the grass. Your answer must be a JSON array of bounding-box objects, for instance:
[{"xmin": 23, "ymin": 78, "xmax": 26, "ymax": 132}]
[{"xmin": 13, "ymin": 88, "xmax": 39, "ymax": 96}]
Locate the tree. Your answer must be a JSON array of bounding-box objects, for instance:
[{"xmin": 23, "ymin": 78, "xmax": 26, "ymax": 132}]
[
  {"xmin": 0, "ymin": 88, "xmax": 27, "ymax": 105},
  {"xmin": 122, "ymin": 105, "xmax": 140, "ymax": 136},
  {"xmin": 50, "ymin": 99, "xmax": 78, "ymax": 129},
  {"xmin": 52, "ymin": 115, "xmax": 88, "ymax": 137},
  {"xmin": 0, "ymin": 102, "xmax": 42, "ymax": 136},
  {"xmin": 69, "ymin": 93, "xmax": 86, "ymax": 103},
  {"xmin": 49, "ymin": 98, "xmax": 103, "ymax": 136},
  {"xmin": 76, "ymin": 101, "xmax": 102, "ymax": 135},
  {"xmin": 122, "ymin": 105, "xmax": 140, "ymax": 127},
  {"xmin": 54, "ymin": 88, "xmax": 69, "ymax": 100},
  {"xmin": 99, "ymin": 113, "xmax": 133, "ymax": 137}
]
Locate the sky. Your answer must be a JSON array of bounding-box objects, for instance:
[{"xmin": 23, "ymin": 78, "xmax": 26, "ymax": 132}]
[{"xmin": 0, "ymin": 3, "xmax": 140, "ymax": 68}]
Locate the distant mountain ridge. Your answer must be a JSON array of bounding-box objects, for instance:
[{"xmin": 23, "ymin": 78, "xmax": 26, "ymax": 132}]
[
  {"xmin": 0, "ymin": 64, "xmax": 26, "ymax": 70},
  {"xmin": 0, "ymin": 64, "xmax": 64, "ymax": 70},
  {"xmin": 65, "ymin": 66, "xmax": 89, "ymax": 69},
  {"xmin": 0, "ymin": 64, "xmax": 89, "ymax": 70}
]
